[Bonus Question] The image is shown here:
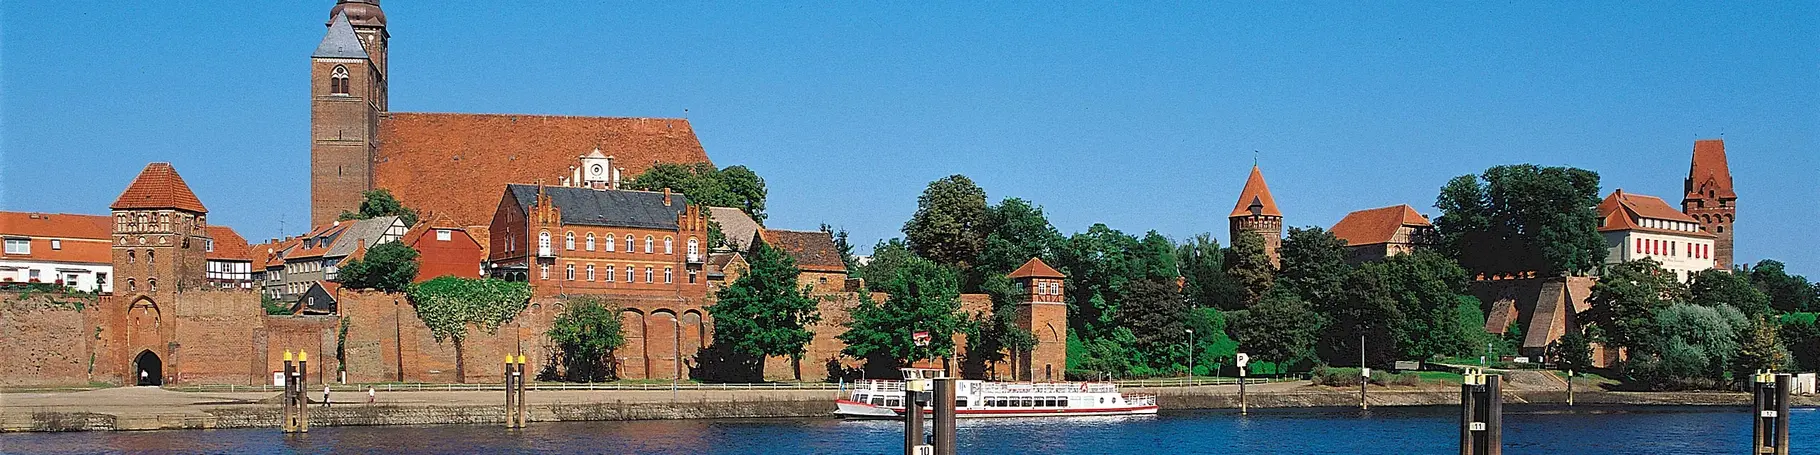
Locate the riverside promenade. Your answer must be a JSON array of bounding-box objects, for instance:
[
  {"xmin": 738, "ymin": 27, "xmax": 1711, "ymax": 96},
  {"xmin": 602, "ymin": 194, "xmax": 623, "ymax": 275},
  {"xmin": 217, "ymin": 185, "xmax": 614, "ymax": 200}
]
[{"xmin": 3, "ymin": 376, "xmax": 1812, "ymax": 432}]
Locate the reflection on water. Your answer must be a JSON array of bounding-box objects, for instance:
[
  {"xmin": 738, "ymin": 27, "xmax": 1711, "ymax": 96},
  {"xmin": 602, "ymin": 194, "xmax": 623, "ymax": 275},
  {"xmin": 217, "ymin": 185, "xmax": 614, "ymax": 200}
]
[{"xmin": 1, "ymin": 406, "xmax": 1813, "ymax": 454}]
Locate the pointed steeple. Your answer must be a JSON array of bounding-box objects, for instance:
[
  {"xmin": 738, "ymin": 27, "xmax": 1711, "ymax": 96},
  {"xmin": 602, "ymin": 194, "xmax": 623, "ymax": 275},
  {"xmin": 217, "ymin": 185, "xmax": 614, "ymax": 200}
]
[
  {"xmin": 111, "ymin": 163, "xmax": 208, "ymax": 213},
  {"xmin": 313, "ymin": 12, "xmax": 369, "ymax": 59},
  {"xmin": 1228, "ymin": 165, "xmax": 1282, "ymax": 218},
  {"xmin": 1684, "ymin": 139, "xmax": 1735, "ymax": 200}
]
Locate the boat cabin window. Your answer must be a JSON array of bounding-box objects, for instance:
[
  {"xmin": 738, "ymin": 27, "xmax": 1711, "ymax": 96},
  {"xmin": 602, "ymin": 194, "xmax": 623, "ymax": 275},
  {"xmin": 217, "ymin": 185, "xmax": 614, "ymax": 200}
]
[
  {"xmin": 956, "ymin": 398, "xmax": 969, "ymax": 408},
  {"xmin": 870, "ymin": 396, "xmax": 886, "ymax": 406},
  {"xmin": 885, "ymin": 398, "xmax": 902, "ymax": 407}
]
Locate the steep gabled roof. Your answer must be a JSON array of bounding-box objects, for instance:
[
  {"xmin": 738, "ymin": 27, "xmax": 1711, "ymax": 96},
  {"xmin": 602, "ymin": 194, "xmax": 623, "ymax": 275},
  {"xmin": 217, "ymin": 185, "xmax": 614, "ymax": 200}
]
[
  {"xmin": 708, "ymin": 207, "xmax": 762, "ymax": 252},
  {"xmin": 1597, "ymin": 189, "xmax": 1713, "ymax": 237},
  {"xmin": 761, "ymin": 229, "xmax": 848, "ymax": 273},
  {"xmin": 204, "ymin": 226, "xmax": 253, "ymax": 261},
  {"xmin": 1007, "ymin": 258, "xmax": 1065, "ymax": 279},
  {"xmin": 1228, "ymin": 165, "xmax": 1281, "ymax": 218},
  {"xmin": 505, "ymin": 184, "xmax": 688, "ymax": 230},
  {"xmin": 327, "ymin": 216, "xmax": 401, "ymax": 257},
  {"xmin": 1685, "ymin": 139, "xmax": 1735, "ymax": 200},
  {"xmin": 1329, "ymin": 204, "xmax": 1431, "ymax": 246},
  {"xmin": 111, "ymin": 163, "xmax": 207, "ymax": 213},
  {"xmin": 313, "ymin": 12, "xmax": 370, "ymax": 59}
]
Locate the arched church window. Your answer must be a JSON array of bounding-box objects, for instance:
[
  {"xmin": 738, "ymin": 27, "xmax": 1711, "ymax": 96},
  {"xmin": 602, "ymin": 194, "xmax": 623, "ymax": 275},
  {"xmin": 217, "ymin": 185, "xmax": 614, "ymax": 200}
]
[{"xmin": 331, "ymin": 65, "xmax": 350, "ymax": 95}]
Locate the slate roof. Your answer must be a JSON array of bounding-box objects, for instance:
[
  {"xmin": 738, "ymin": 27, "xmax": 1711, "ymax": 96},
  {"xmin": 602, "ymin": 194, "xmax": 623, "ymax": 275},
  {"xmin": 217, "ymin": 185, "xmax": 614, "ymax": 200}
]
[
  {"xmin": 327, "ymin": 216, "xmax": 400, "ymax": 258},
  {"xmin": 1685, "ymin": 139, "xmax": 1735, "ymax": 200},
  {"xmin": 375, "ymin": 113, "xmax": 712, "ymax": 228},
  {"xmin": 761, "ymin": 229, "xmax": 848, "ymax": 273},
  {"xmin": 1597, "ymin": 189, "xmax": 1713, "ymax": 237},
  {"xmin": 708, "ymin": 207, "xmax": 762, "ymax": 251},
  {"xmin": 506, "ymin": 184, "xmax": 688, "ymax": 230},
  {"xmin": 111, "ymin": 163, "xmax": 207, "ymax": 213},
  {"xmin": 1228, "ymin": 165, "xmax": 1281, "ymax": 218},
  {"xmin": 1007, "ymin": 258, "xmax": 1065, "ymax": 279},
  {"xmin": 313, "ymin": 12, "xmax": 370, "ymax": 59},
  {"xmin": 1329, "ymin": 205, "xmax": 1431, "ymax": 246}
]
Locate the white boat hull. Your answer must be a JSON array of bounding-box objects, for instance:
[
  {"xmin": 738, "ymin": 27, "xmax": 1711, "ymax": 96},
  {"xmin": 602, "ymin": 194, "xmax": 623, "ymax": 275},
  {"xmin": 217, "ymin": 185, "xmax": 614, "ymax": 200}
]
[{"xmin": 834, "ymin": 399, "xmax": 1158, "ymax": 419}]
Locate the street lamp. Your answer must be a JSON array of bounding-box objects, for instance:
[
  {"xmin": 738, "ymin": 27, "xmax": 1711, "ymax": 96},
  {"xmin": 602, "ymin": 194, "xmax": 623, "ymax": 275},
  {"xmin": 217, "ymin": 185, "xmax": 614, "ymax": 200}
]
[{"xmin": 1185, "ymin": 329, "xmax": 1195, "ymax": 383}]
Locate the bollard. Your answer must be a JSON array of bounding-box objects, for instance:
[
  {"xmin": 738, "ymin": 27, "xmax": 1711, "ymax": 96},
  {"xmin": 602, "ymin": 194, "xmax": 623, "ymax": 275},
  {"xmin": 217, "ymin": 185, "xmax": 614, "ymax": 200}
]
[
  {"xmin": 517, "ymin": 354, "xmax": 530, "ymax": 427},
  {"xmin": 1751, "ymin": 372, "xmax": 1792, "ymax": 455},
  {"xmin": 504, "ymin": 355, "xmax": 517, "ymax": 429},
  {"xmin": 1459, "ymin": 370, "xmax": 1501, "ymax": 455},
  {"xmin": 904, "ymin": 379, "xmax": 928, "ymax": 455},
  {"xmin": 282, "ymin": 351, "xmax": 297, "ymax": 433},
  {"xmin": 932, "ymin": 378, "xmax": 957, "ymax": 455},
  {"xmin": 1238, "ymin": 367, "xmax": 1248, "ymax": 416},
  {"xmin": 297, "ymin": 351, "xmax": 310, "ymax": 433}
]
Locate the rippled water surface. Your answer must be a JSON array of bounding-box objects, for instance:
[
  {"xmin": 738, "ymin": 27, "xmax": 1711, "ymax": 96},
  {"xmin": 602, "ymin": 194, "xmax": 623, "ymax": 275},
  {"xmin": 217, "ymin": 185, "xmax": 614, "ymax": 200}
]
[{"xmin": 3, "ymin": 406, "xmax": 1814, "ymax": 454}]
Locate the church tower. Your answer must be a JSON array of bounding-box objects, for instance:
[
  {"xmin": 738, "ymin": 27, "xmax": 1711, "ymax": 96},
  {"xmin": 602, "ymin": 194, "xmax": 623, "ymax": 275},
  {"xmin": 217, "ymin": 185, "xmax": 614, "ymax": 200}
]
[
  {"xmin": 1229, "ymin": 165, "xmax": 1284, "ymax": 265},
  {"xmin": 111, "ymin": 163, "xmax": 213, "ymax": 296},
  {"xmin": 1682, "ymin": 139, "xmax": 1736, "ymax": 268},
  {"xmin": 310, "ymin": 1, "xmax": 389, "ymax": 226}
]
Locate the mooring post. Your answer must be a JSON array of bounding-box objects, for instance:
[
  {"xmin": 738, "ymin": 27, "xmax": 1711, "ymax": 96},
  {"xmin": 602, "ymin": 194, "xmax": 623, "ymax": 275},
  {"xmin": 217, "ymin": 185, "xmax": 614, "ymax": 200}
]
[
  {"xmin": 504, "ymin": 355, "xmax": 516, "ymax": 428},
  {"xmin": 297, "ymin": 350, "xmax": 310, "ymax": 433},
  {"xmin": 1566, "ymin": 370, "xmax": 1574, "ymax": 407},
  {"xmin": 282, "ymin": 351, "xmax": 296, "ymax": 433},
  {"xmin": 933, "ymin": 377, "xmax": 957, "ymax": 455},
  {"xmin": 1458, "ymin": 370, "xmax": 1502, "ymax": 455},
  {"xmin": 1774, "ymin": 373, "xmax": 1791, "ymax": 455},
  {"xmin": 516, "ymin": 354, "xmax": 529, "ymax": 427},
  {"xmin": 1752, "ymin": 371, "xmax": 1791, "ymax": 455},
  {"xmin": 1360, "ymin": 335, "xmax": 1368, "ymax": 411},
  {"xmin": 1458, "ymin": 370, "xmax": 1475, "ymax": 455},
  {"xmin": 1238, "ymin": 367, "xmax": 1248, "ymax": 416},
  {"xmin": 1485, "ymin": 374, "xmax": 1502, "ymax": 455},
  {"xmin": 903, "ymin": 381, "xmax": 926, "ymax": 455}
]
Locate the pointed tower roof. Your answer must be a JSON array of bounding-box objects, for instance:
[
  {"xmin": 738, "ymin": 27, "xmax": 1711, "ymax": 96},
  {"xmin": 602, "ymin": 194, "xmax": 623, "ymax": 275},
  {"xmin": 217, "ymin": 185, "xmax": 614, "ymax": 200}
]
[
  {"xmin": 111, "ymin": 163, "xmax": 208, "ymax": 213},
  {"xmin": 314, "ymin": 12, "xmax": 370, "ymax": 59},
  {"xmin": 1008, "ymin": 258, "xmax": 1065, "ymax": 279},
  {"xmin": 1684, "ymin": 139, "xmax": 1735, "ymax": 200},
  {"xmin": 1228, "ymin": 165, "xmax": 1282, "ymax": 218}
]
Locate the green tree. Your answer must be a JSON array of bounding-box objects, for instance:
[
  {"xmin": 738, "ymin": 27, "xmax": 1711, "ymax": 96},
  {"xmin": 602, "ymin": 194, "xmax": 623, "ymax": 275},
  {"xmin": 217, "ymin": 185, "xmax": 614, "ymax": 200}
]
[
  {"xmin": 338, "ymin": 188, "xmax": 419, "ymax": 227},
  {"xmin": 1432, "ymin": 164, "xmax": 1604, "ymax": 275},
  {"xmin": 628, "ymin": 163, "xmax": 769, "ymax": 222},
  {"xmin": 855, "ymin": 239, "xmax": 917, "ymax": 292},
  {"xmin": 1278, "ymin": 226, "xmax": 1351, "ymax": 307},
  {"xmin": 1228, "ymin": 287, "xmax": 1321, "ymax": 371},
  {"xmin": 1732, "ymin": 318, "xmax": 1791, "ymax": 382},
  {"xmin": 1320, "ymin": 268, "xmax": 1403, "ymax": 367},
  {"xmin": 1376, "ymin": 251, "xmax": 1483, "ymax": 360},
  {"xmin": 838, "ymin": 258, "xmax": 964, "ymax": 376},
  {"xmin": 959, "ymin": 274, "xmax": 1037, "ymax": 380},
  {"xmin": 1178, "ymin": 234, "xmax": 1238, "ymax": 309},
  {"xmin": 1114, "ymin": 278, "xmax": 1192, "ymax": 372},
  {"xmin": 903, "ymin": 175, "xmax": 990, "ymax": 268},
  {"xmin": 336, "ymin": 242, "xmax": 420, "ymax": 293},
  {"xmin": 1054, "ymin": 224, "xmax": 1170, "ymax": 340},
  {"xmin": 1185, "ymin": 307, "xmax": 1241, "ymax": 375},
  {"xmin": 1688, "ymin": 268, "xmax": 1773, "ymax": 319},
  {"xmin": 546, "ymin": 297, "xmax": 626, "ymax": 382},
  {"xmin": 1582, "ymin": 259, "xmax": 1685, "ymax": 352},
  {"xmin": 1748, "ymin": 260, "xmax": 1817, "ymax": 313},
  {"xmin": 1626, "ymin": 303, "xmax": 1746, "ymax": 389},
  {"xmin": 1224, "ymin": 231, "xmax": 1276, "ymax": 307},
  {"xmin": 971, "ymin": 198, "xmax": 1064, "ymax": 286},
  {"xmin": 708, "ymin": 243, "xmax": 823, "ymax": 379},
  {"xmin": 261, "ymin": 294, "xmax": 292, "ymax": 315},
  {"xmin": 1777, "ymin": 313, "xmax": 1820, "ymax": 372},
  {"xmin": 1550, "ymin": 329, "xmax": 1595, "ymax": 373},
  {"xmin": 823, "ymin": 224, "xmax": 859, "ymax": 274},
  {"xmin": 406, "ymin": 277, "xmax": 532, "ymax": 382}
]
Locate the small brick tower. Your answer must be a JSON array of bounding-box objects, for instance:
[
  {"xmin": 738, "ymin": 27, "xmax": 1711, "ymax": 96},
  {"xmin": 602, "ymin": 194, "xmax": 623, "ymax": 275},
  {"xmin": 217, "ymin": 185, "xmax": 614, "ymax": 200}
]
[
  {"xmin": 1229, "ymin": 165, "xmax": 1284, "ymax": 265},
  {"xmin": 1008, "ymin": 258, "xmax": 1067, "ymax": 381},
  {"xmin": 1682, "ymin": 139, "xmax": 1737, "ymax": 268},
  {"xmin": 310, "ymin": 1, "xmax": 389, "ymax": 226},
  {"xmin": 110, "ymin": 163, "xmax": 212, "ymax": 295}
]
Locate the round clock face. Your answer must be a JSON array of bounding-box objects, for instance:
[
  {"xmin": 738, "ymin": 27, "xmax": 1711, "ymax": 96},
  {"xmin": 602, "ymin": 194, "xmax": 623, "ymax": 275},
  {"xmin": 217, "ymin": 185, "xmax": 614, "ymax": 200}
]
[{"xmin": 591, "ymin": 164, "xmax": 604, "ymax": 175}]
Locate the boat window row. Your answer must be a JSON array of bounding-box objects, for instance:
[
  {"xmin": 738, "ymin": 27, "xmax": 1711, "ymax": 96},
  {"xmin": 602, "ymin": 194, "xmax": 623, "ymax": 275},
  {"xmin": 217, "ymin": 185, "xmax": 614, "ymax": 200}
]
[
  {"xmin": 859, "ymin": 394, "xmax": 903, "ymax": 407},
  {"xmin": 981, "ymin": 396, "xmax": 1071, "ymax": 408}
]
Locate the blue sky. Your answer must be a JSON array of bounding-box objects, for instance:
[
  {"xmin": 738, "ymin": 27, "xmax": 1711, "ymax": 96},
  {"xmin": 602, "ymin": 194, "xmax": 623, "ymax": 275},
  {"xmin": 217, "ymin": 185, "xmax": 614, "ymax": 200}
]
[{"xmin": 3, "ymin": 2, "xmax": 1815, "ymax": 275}]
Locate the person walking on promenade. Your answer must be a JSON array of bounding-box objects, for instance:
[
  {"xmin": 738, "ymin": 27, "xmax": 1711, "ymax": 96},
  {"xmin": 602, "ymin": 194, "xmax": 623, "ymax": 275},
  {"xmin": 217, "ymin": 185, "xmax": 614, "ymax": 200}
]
[
  {"xmin": 368, "ymin": 386, "xmax": 376, "ymax": 405},
  {"xmin": 323, "ymin": 385, "xmax": 332, "ymax": 408}
]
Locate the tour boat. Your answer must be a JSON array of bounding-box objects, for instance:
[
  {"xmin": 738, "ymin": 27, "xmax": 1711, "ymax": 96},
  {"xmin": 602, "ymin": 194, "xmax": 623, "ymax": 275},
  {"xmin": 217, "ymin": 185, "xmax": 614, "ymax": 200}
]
[{"xmin": 834, "ymin": 368, "xmax": 1158, "ymax": 419}]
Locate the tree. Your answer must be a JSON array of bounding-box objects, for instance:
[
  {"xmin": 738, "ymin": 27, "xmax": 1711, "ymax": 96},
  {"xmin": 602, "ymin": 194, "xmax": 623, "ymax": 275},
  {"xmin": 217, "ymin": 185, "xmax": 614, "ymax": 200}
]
[
  {"xmin": 1278, "ymin": 226, "xmax": 1351, "ymax": 306},
  {"xmin": 1185, "ymin": 307, "xmax": 1240, "ymax": 375},
  {"xmin": 1319, "ymin": 268, "xmax": 1403, "ymax": 367},
  {"xmin": 1376, "ymin": 251, "xmax": 1483, "ymax": 360},
  {"xmin": 959, "ymin": 274, "xmax": 1037, "ymax": 380},
  {"xmin": 1432, "ymin": 164, "xmax": 1604, "ymax": 276},
  {"xmin": 1626, "ymin": 303, "xmax": 1746, "ymax": 389},
  {"xmin": 1223, "ymin": 231, "xmax": 1276, "ymax": 307},
  {"xmin": 1778, "ymin": 313, "xmax": 1820, "ymax": 372},
  {"xmin": 1228, "ymin": 287, "xmax": 1321, "ymax": 371},
  {"xmin": 1732, "ymin": 318, "xmax": 1791, "ymax": 382},
  {"xmin": 838, "ymin": 258, "xmax": 964, "ymax": 375},
  {"xmin": 903, "ymin": 175, "xmax": 990, "ymax": 267},
  {"xmin": 338, "ymin": 189, "xmax": 419, "ymax": 227},
  {"xmin": 823, "ymin": 224, "xmax": 859, "ymax": 274},
  {"xmin": 708, "ymin": 243, "xmax": 823, "ymax": 379},
  {"xmin": 1054, "ymin": 224, "xmax": 1146, "ymax": 340},
  {"xmin": 855, "ymin": 239, "xmax": 917, "ymax": 292},
  {"xmin": 1550, "ymin": 329, "xmax": 1594, "ymax": 373},
  {"xmin": 1748, "ymin": 260, "xmax": 1817, "ymax": 313},
  {"xmin": 546, "ymin": 297, "xmax": 626, "ymax": 382},
  {"xmin": 1688, "ymin": 269, "xmax": 1772, "ymax": 319},
  {"xmin": 970, "ymin": 198, "xmax": 1064, "ymax": 287},
  {"xmin": 406, "ymin": 277, "xmax": 532, "ymax": 382},
  {"xmin": 1114, "ymin": 278, "xmax": 1192, "ymax": 372},
  {"xmin": 336, "ymin": 242, "xmax": 420, "ymax": 293},
  {"xmin": 1582, "ymin": 259, "xmax": 1685, "ymax": 352},
  {"xmin": 261, "ymin": 294, "xmax": 292, "ymax": 315},
  {"xmin": 1178, "ymin": 234, "xmax": 1238, "ymax": 309},
  {"xmin": 628, "ymin": 163, "xmax": 769, "ymax": 222}
]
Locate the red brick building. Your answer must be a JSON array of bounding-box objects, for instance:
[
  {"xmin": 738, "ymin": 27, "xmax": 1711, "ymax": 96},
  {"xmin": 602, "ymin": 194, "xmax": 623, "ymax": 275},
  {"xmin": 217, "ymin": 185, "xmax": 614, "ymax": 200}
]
[
  {"xmin": 401, "ymin": 216, "xmax": 484, "ymax": 282},
  {"xmin": 1329, "ymin": 204, "xmax": 1437, "ymax": 263},
  {"xmin": 1681, "ymin": 139, "xmax": 1737, "ymax": 269},
  {"xmin": 1229, "ymin": 165, "xmax": 1284, "ymax": 264},
  {"xmin": 1007, "ymin": 258, "xmax": 1068, "ymax": 381}
]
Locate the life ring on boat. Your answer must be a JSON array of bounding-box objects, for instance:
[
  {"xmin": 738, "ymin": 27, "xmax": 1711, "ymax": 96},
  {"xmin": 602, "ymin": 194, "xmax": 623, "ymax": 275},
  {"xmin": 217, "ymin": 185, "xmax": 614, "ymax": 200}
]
[{"xmin": 1079, "ymin": 382, "xmax": 1089, "ymax": 392}]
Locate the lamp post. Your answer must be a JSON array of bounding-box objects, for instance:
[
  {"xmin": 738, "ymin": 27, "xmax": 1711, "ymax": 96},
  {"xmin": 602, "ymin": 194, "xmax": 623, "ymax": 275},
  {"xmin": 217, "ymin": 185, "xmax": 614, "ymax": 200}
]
[{"xmin": 1185, "ymin": 329, "xmax": 1195, "ymax": 384}]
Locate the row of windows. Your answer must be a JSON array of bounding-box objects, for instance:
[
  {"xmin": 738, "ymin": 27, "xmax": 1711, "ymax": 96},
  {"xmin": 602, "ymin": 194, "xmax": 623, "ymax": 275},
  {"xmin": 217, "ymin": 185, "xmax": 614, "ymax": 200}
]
[
  {"xmin": 1641, "ymin": 218, "xmax": 1700, "ymax": 233},
  {"xmin": 539, "ymin": 263, "xmax": 694, "ymax": 284},
  {"xmin": 1634, "ymin": 238, "xmax": 1710, "ymax": 260},
  {"xmin": 541, "ymin": 232, "xmax": 698, "ymax": 257},
  {"xmin": 113, "ymin": 212, "xmax": 204, "ymax": 233},
  {"xmin": 122, "ymin": 278, "xmax": 156, "ymax": 293},
  {"xmin": 980, "ymin": 396, "xmax": 1074, "ymax": 408},
  {"xmin": 1030, "ymin": 281, "xmax": 1060, "ymax": 296}
]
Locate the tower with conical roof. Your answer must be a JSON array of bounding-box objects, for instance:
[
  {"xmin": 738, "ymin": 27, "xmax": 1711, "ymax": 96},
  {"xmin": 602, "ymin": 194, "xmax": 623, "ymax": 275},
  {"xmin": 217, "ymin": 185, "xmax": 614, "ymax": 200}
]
[
  {"xmin": 311, "ymin": 1, "xmax": 389, "ymax": 226},
  {"xmin": 111, "ymin": 163, "xmax": 213, "ymax": 294},
  {"xmin": 1682, "ymin": 139, "xmax": 1736, "ymax": 268},
  {"xmin": 1229, "ymin": 165, "xmax": 1284, "ymax": 264}
]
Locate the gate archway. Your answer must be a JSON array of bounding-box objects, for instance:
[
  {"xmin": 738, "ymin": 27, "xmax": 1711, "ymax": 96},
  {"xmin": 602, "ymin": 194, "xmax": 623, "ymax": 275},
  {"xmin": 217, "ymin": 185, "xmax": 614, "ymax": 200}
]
[{"xmin": 134, "ymin": 350, "xmax": 163, "ymax": 386}]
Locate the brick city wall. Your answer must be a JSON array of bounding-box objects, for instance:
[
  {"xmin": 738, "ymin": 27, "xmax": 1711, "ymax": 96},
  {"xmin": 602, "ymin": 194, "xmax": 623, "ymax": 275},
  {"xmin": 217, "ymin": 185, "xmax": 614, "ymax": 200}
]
[{"xmin": 0, "ymin": 293, "xmax": 98, "ymax": 386}]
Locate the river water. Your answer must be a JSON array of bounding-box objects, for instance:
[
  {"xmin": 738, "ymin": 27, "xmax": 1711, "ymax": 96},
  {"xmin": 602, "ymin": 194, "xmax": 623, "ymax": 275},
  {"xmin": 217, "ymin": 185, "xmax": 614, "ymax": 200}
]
[{"xmin": 3, "ymin": 406, "xmax": 1814, "ymax": 454}]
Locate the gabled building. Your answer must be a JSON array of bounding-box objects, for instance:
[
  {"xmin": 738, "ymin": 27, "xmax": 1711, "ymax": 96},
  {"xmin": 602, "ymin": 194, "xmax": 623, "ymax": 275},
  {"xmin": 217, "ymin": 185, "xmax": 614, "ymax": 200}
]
[
  {"xmin": 402, "ymin": 215, "xmax": 484, "ymax": 282},
  {"xmin": 203, "ymin": 226, "xmax": 255, "ymax": 290},
  {"xmin": 759, "ymin": 229, "xmax": 851, "ymax": 292},
  {"xmin": 1229, "ymin": 165, "xmax": 1284, "ymax": 265},
  {"xmin": 1, "ymin": 212, "xmax": 115, "ymax": 292},
  {"xmin": 1598, "ymin": 189, "xmax": 1717, "ymax": 282},
  {"xmin": 110, "ymin": 163, "xmax": 212, "ymax": 295},
  {"xmin": 1329, "ymin": 204, "xmax": 1437, "ymax": 263},
  {"xmin": 258, "ymin": 216, "xmax": 405, "ymax": 303},
  {"xmin": 1681, "ymin": 139, "xmax": 1738, "ymax": 268}
]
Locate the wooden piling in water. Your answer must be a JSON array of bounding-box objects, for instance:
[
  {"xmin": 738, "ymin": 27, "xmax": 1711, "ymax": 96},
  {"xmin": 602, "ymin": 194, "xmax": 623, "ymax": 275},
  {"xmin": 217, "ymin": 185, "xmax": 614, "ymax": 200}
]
[
  {"xmin": 1751, "ymin": 372, "xmax": 1792, "ymax": 455},
  {"xmin": 1459, "ymin": 370, "xmax": 1500, "ymax": 455},
  {"xmin": 903, "ymin": 387, "xmax": 924, "ymax": 455},
  {"xmin": 933, "ymin": 378, "xmax": 956, "ymax": 455}
]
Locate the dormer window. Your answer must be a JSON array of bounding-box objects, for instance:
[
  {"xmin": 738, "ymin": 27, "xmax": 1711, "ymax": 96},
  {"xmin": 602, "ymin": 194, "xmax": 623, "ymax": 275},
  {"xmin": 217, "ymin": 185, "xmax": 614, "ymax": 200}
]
[{"xmin": 330, "ymin": 65, "xmax": 351, "ymax": 95}]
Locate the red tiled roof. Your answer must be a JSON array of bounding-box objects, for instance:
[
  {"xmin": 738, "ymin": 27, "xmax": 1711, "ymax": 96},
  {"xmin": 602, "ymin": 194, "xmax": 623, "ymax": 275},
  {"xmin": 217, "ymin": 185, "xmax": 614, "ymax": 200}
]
[
  {"xmin": 284, "ymin": 223, "xmax": 351, "ymax": 260},
  {"xmin": 110, "ymin": 163, "xmax": 207, "ymax": 213},
  {"xmin": 1329, "ymin": 204, "xmax": 1431, "ymax": 246},
  {"xmin": 1228, "ymin": 165, "xmax": 1282, "ymax": 218},
  {"xmin": 1007, "ymin": 258, "xmax": 1065, "ymax": 279},
  {"xmin": 204, "ymin": 226, "xmax": 253, "ymax": 261},
  {"xmin": 0, "ymin": 212, "xmax": 113, "ymax": 265},
  {"xmin": 375, "ymin": 113, "xmax": 712, "ymax": 228},
  {"xmin": 251, "ymin": 238, "xmax": 301, "ymax": 268},
  {"xmin": 1685, "ymin": 139, "xmax": 1735, "ymax": 200},
  {"xmin": 1597, "ymin": 189, "xmax": 1713, "ymax": 237},
  {"xmin": 760, "ymin": 229, "xmax": 848, "ymax": 273}
]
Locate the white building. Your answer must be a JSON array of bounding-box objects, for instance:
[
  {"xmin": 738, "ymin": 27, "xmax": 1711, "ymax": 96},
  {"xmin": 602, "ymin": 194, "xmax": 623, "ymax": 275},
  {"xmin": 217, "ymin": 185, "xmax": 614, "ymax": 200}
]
[
  {"xmin": 1597, "ymin": 189, "xmax": 1718, "ymax": 282},
  {"xmin": 0, "ymin": 212, "xmax": 115, "ymax": 292}
]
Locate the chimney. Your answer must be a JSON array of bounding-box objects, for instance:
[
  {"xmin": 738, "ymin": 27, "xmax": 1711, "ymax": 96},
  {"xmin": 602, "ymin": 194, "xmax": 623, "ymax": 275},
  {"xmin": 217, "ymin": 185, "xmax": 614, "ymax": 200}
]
[{"xmin": 663, "ymin": 188, "xmax": 672, "ymax": 206}]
